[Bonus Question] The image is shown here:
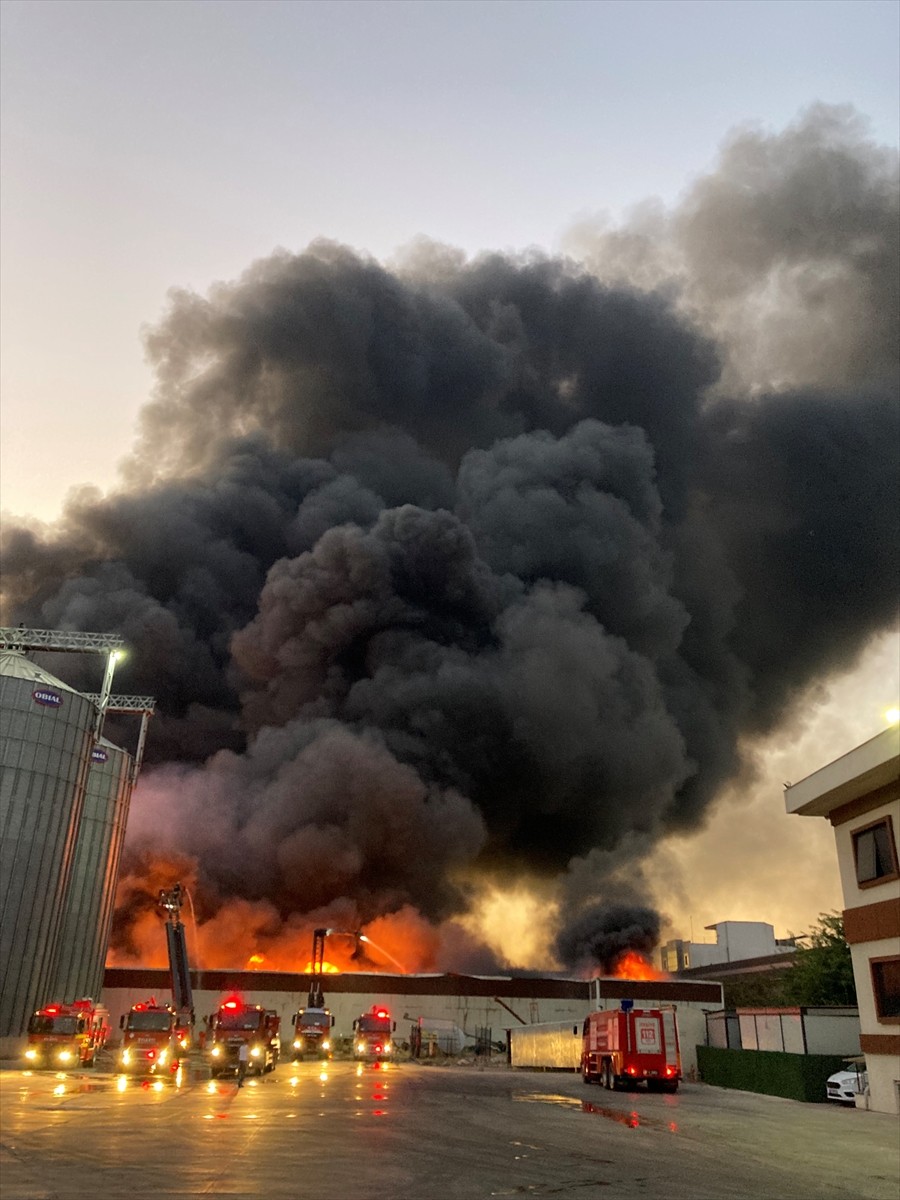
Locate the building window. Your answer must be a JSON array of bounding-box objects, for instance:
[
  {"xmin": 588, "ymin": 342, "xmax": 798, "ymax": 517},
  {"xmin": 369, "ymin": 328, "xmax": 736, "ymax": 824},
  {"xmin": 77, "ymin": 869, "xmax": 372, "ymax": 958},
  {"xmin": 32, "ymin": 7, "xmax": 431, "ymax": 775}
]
[
  {"xmin": 870, "ymin": 956, "xmax": 900, "ymax": 1023},
  {"xmin": 852, "ymin": 817, "xmax": 899, "ymax": 888}
]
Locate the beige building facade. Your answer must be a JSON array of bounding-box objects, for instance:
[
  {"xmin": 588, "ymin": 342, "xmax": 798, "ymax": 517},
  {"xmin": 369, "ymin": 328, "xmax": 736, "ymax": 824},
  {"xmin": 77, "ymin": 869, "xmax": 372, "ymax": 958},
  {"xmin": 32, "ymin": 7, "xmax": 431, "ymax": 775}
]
[{"xmin": 785, "ymin": 725, "xmax": 900, "ymax": 1114}]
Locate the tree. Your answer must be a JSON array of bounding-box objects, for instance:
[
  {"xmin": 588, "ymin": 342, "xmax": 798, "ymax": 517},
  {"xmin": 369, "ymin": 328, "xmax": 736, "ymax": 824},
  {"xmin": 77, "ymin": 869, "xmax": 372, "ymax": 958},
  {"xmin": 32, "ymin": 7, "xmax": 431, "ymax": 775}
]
[
  {"xmin": 721, "ymin": 969, "xmax": 790, "ymax": 1010},
  {"xmin": 781, "ymin": 912, "xmax": 857, "ymax": 1006}
]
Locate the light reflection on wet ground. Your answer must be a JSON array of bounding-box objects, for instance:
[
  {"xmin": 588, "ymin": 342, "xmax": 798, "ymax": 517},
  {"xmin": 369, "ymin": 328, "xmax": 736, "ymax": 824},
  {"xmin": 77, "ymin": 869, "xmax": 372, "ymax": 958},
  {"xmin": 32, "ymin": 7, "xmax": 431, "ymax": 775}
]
[
  {"xmin": 513, "ymin": 1090, "xmax": 678, "ymax": 1132},
  {"xmin": 3, "ymin": 1063, "xmax": 898, "ymax": 1200}
]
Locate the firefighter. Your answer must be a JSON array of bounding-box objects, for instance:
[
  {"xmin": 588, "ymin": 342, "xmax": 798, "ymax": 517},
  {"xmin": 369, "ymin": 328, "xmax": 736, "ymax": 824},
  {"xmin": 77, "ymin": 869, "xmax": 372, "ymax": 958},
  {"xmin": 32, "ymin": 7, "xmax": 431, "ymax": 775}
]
[{"xmin": 236, "ymin": 1042, "xmax": 249, "ymax": 1088}]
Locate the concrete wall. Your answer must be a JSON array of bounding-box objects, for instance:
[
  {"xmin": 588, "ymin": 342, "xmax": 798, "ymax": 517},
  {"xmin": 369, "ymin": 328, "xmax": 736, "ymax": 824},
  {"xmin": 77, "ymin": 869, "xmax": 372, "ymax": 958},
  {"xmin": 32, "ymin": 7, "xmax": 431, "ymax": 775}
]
[
  {"xmin": 100, "ymin": 983, "xmax": 590, "ymax": 1053},
  {"xmin": 865, "ymin": 1056, "xmax": 900, "ymax": 1116}
]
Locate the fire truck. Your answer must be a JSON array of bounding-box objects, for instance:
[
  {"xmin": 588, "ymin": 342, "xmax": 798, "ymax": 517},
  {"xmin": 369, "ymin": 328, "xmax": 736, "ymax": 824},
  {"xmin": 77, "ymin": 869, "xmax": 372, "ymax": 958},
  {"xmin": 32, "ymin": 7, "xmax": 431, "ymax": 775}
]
[
  {"xmin": 291, "ymin": 927, "xmax": 335, "ymax": 1060},
  {"xmin": 24, "ymin": 999, "xmax": 109, "ymax": 1069},
  {"xmin": 581, "ymin": 1004, "xmax": 681, "ymax": 1092},
  {"xmin": 353, "ymin": 1005, "xmax": 395, "ymax": 1061},
  {"xmin": 291, "ymin": 1006, "xmax": 335, "ymax": 1060},
  {"xmin": 118, "ymin": 999, "xmax": 188, "ymax": 1075},
  {"xmin": 207, "ymin": 998, "xmax": 281, "ymax": 1077}
]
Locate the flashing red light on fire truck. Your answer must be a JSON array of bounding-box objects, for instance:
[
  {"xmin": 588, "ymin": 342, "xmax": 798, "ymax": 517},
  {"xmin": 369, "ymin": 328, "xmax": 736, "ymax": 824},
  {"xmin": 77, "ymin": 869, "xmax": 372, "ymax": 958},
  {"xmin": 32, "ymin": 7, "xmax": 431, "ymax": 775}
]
[{"xmin": 25, "ymin": 1000, "xmax": 109, "ymax": 1068}]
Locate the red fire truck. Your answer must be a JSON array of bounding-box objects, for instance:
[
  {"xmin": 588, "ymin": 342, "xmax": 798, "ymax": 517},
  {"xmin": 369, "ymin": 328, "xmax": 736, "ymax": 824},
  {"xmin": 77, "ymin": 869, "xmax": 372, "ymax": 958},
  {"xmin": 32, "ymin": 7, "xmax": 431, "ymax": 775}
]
[
  {"xmin": 291, "ymin": 1006, "xmax": 335, "ymax": 1060},
  {"xmin": 207, "ymin": 998, "xmax": 281, "ymax": 1077},
  {"xmin": 24, "ymin": 999, "xmax": 110, "ymax": 1069},
  {"xmin": 353, "ymin": 1005, "xmax": 395, "ymax": 1061},
  {"xmin": 118, "ymin": 999, "xmax": 188, "ymax": 1075},
  {"xmin": 581, "ymin": 1005, "xmax": 681, "ymax": 1092}
]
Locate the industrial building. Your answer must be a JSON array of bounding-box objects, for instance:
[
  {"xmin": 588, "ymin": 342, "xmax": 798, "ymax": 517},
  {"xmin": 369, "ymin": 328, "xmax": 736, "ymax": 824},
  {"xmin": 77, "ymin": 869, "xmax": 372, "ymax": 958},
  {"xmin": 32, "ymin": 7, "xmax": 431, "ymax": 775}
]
[
  {"xmin": 0, "ymin": 628, "xmax": 154, "ymax": 1056},
  {"xmin": 102, "ymin": 967, "xmax": 724, "ymax": 1078},
  {"xmin": 102, "ymin": 966, "xmax": 591, "ymax": 1054}
]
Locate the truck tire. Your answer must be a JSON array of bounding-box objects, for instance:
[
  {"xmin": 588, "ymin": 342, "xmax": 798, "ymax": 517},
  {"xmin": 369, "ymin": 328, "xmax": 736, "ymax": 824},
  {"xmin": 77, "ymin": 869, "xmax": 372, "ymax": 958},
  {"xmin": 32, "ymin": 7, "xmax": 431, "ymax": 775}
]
[{"xmin": 602, "ymin": 1062, "xmax": 613, "ymax": 1091}]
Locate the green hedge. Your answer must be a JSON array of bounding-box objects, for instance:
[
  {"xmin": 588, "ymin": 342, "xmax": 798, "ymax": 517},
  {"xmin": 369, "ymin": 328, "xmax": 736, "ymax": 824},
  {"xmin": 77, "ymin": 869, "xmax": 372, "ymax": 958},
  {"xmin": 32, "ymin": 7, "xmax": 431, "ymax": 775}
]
[{"xmin": 696, "ymin": 1045, "xmax": 847, "ymax": 1103}]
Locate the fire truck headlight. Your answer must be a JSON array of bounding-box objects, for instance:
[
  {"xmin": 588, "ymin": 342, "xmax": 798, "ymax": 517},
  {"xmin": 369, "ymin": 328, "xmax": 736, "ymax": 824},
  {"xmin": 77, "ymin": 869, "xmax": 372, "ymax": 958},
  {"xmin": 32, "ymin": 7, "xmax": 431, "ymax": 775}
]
[
  {"xmin": 357, "ymin": 1042, "xmax": 366, "ymax": 1055},
  {"xmin": 250, "ymin": 1046, "xmax": 262, "ymax": 1058},
  {"xmin": 121, "ymin": 1050, "xmax": 131, "ymax": 1065},
  {"xmin": 211, "ymin": 1047, "xmax": 221, "ymax": 1058},
  {"xmin": 57, "ymin": 1051, "xmax": 73, "ymax": 1063},
  {"xmin": 383, "ymin": 1042, "xmax": 392, "ymax": 1054},
  {"xmin": 158, "ymin": 1050, "xmax": 168, "ymax": 1065},
  {"xmin": 25, "ymin": 1049, "xmax": 37, "ymax": 1060},
  {"xmin": 293, "ymin": 1039, "xmax": 302, "ymax": 1050},
  {"xmin": 321, "ymin": 1040, "xmax": 331, "ymax": 1051},
  {"xmin": 179, "ymin": 1038, "xmax": 189, "ymax": 1049}
]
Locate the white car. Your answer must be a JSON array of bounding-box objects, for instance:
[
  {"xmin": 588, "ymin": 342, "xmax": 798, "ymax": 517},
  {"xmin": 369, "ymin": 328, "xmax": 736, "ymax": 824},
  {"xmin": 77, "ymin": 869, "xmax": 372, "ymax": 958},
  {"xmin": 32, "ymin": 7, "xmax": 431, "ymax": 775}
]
[{"xmin": 825, "ymin": 1065, "xmax": 867, "ymax": 1105}]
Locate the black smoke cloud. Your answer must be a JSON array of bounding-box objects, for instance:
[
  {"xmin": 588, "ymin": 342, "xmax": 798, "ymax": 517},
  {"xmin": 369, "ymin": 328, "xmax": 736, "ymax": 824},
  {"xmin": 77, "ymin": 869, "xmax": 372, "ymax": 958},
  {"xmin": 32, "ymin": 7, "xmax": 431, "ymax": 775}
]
[
  {"xmin": 555, "ymin": 903, "xmax": 662, "ymax": 975},
  {"xmin": 2, "ymin": 105, "xmax": 897, "ymax": 969}
]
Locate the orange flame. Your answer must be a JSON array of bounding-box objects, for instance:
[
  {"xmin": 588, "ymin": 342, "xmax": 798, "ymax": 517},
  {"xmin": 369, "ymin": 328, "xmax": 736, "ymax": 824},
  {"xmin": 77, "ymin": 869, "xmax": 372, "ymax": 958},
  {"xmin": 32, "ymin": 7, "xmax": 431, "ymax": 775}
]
[
  {"xmin": 612, "ymin": 950, "xmax": 668, "ymax": 981},
  {"xmin": 246, "ymin": 954, "xmax": 265, "ymax": 969},
  {"xmin": 302, "ymin": 960, "xmax": 340, "ymax": 974}
]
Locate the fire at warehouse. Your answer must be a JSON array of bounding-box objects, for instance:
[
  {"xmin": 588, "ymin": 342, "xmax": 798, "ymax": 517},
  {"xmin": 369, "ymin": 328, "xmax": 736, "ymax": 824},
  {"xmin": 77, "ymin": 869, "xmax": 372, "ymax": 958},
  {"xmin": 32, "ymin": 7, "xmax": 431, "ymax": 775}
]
[{"xmin": 1, "ymin": 104, "xmax": 898, "ymax": 1001}]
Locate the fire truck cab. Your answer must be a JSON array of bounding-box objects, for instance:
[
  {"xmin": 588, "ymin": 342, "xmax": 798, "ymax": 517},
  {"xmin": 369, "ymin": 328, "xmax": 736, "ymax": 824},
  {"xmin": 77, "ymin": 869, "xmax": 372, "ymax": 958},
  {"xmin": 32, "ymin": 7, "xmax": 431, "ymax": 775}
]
[
  {"xmin": 353, "ymin": 1005, "xmax": 395, "ymax": 1061},
  {"xmin": 24, "ymin": 999, "xmax": 109, "ymax": 1069},
  {"xmin": 291, "ymin": 1006, "xmax": 335, "ymax": 1060},
  {"xmin": 582, "ymin": 1004, "xmax": 681, "ymax": 1093},
  {"xmin": 207, "ymin": 998, "xmax": 280, "ymax": 1077},
  {"xmin": 118, "ymin": 999, "xmax": 187, "ymax": 1075}
]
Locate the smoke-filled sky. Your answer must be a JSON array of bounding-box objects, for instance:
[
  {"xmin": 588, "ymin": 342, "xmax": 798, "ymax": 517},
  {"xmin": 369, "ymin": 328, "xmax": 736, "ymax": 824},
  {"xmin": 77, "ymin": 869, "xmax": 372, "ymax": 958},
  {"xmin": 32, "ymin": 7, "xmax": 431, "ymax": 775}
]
[{"xmin": 1, "ymin": 0, "xmax": 898, "ymax": 972}]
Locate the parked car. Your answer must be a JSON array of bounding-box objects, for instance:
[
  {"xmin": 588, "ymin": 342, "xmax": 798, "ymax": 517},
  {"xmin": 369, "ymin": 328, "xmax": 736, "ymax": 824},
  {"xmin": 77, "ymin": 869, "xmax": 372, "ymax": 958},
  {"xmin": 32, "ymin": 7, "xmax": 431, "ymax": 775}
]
[{"xmin": 825, "ymin": 1058, "xmax": 867, "ymax": 1105}]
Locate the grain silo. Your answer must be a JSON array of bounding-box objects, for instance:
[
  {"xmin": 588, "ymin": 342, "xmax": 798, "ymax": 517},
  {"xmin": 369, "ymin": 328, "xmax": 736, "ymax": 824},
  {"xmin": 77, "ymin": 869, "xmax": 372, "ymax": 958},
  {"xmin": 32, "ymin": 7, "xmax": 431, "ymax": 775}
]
[
  {"xmin": 51, "ymin": 736, "xmax": 135, "ymax": 1004},
  {"xmin": 0, "ymin": 650, "xmax": 97, "ymax": 1044}
]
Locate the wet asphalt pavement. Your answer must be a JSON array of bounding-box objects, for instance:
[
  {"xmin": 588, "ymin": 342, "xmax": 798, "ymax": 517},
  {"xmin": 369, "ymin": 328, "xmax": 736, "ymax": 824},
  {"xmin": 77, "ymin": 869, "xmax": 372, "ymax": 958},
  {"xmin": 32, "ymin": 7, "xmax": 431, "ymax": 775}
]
[{"xmin": 1, "ymin": 1058, "xmax": 897, "ymax": 1199}]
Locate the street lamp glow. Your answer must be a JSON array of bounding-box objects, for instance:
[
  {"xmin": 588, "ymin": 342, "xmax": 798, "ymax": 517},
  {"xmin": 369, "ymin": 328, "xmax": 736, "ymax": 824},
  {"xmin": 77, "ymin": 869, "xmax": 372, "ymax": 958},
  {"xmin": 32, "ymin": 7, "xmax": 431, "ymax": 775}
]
[{"xmin": 886, "ymin": 707, "xmax": 900, "ymax": 726}]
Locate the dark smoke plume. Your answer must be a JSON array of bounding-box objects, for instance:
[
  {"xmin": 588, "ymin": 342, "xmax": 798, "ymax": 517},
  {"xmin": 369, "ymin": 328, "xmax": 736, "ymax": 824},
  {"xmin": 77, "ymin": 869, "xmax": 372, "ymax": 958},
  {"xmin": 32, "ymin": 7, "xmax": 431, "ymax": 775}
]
[
  {"xmin": 2, "ymin": 105, "xmax": 897, "ymax": 968},
  {"xmin": 555, "ymin": 903, "xmax": 661, "ymax": 974}
]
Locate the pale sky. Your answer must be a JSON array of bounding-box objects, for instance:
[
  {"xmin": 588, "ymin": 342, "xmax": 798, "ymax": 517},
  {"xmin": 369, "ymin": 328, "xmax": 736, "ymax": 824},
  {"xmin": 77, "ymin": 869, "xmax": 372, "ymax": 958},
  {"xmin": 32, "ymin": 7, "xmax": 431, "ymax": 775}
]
[
  {"xmin": 1, "ymin": 0, "xmax": 898, "ymax": 943},
  {"xmin": 2, "ymin": 0, "xmax": 898, "ymax": 522}
]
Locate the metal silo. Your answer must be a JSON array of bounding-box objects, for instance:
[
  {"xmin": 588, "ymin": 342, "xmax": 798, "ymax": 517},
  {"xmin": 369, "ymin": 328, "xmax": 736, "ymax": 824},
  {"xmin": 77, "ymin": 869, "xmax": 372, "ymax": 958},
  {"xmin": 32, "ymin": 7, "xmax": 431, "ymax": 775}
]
[
  {"xmin": 51, "ymin": 736, "xmax": 134, "ymax": 1004},
  {"xmin": 0, "ymin": 650, "xmax": 97, "ymax": 1044}
]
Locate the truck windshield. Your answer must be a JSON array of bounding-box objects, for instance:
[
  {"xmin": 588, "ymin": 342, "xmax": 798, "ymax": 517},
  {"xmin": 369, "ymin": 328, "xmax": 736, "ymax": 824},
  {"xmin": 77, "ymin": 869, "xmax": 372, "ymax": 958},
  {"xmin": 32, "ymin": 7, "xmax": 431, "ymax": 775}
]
[
  {"xmin": 357, "ymin": 1017, "xmax": 390, "ymax": 1033},
  {"xmin": 301, "ymin": 1013, "xmax": 330, "ymax": 1029},
  {"xmin": 217, "ymin": 1012, "xmax": 261, "ymax": 1031},
  {"xmin": 29, "ymin": 1016, "xmax": 77, "ymax": 1035},
  {"xmin": 127, "ymin": 1012, "xmax": 173, "ymax": 1032}
]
